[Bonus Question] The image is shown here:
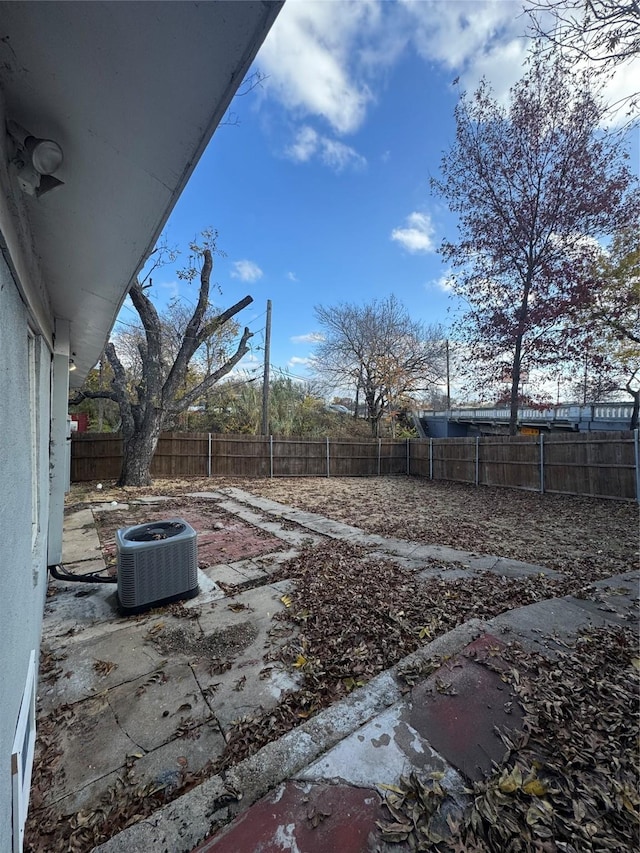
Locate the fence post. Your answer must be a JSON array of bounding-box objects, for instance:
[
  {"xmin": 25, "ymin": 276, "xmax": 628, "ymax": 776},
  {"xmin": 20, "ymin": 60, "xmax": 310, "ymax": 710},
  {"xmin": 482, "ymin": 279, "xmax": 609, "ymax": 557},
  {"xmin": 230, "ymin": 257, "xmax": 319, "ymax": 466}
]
[
  {"xmin": 269, "ymin": 435, "xmax": 273, "ymax": 479},
  {"xmin": 635, "ymin": 428, "xmax": 640, "ymax": 505},
  {"xmin": 540, "ymin": 433, "xmax": 545, "ymax": 494},
  {"xmin": 475, "ymin": 436, "xmax": 479, "ymax": 486},
  {"xmin": 377, "ymin": 438, "xmax": 382, "ymax": 476},
  {"xmin": 429, "ymin": 438, "xmax": 433, "ymax": 480},
  {"xmin": 207, "ymin": 433, "xmax": 212, "ymax": 478},
  {"xmin": 406, "ymin": 437, "xmax": 410, "ymax": 475},
  {"xmin": 326, "ymin": 436, "xmax": 330, "ymax": 478}
]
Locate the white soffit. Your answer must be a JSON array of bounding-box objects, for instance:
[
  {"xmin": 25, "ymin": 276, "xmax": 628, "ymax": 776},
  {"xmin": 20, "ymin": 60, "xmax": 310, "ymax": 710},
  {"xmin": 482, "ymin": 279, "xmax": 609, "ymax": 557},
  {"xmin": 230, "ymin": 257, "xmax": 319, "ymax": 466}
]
[{"xmin": 0, "ymin": 1, "xmax": 282, "ymax": 382}]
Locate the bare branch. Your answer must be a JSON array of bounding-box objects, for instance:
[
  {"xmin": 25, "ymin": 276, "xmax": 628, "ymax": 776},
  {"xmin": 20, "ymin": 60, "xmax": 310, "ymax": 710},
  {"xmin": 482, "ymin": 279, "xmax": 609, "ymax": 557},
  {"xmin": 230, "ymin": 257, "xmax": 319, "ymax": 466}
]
[
  {"xmin": 69, "ymin": 389, "xmax": 118, "ymax": 405},
  {"xmin": 167, "ymin": 327, "xmax": 254, "ymax": 413},
  {"xmin": 104, "ymin": 341, "xmax": 138, "ymax": 435}
]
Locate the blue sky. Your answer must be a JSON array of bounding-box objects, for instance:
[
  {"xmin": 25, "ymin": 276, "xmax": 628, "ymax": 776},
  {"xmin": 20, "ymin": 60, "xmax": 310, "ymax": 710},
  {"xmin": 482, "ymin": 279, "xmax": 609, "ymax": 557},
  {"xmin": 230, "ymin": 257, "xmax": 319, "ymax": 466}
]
[{"xmin": 117, "ymin": 0, "xmax": 638, "ymax": 395}]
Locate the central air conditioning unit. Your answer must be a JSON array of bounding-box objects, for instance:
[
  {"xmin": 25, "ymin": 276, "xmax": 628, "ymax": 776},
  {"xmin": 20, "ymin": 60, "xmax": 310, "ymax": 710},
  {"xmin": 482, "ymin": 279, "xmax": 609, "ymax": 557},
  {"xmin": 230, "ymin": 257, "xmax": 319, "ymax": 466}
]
[{"xmin": 116, "ymin": 518, "xmax": 199, "ymax": 615}]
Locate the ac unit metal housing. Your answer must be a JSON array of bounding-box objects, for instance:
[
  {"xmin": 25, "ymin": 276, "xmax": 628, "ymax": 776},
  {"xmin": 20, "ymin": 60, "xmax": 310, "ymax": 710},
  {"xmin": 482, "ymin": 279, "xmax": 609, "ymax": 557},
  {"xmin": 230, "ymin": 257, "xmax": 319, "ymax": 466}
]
[{"xmin": 116, "ymin": 518, "xmax": 199, "ymax": 615}]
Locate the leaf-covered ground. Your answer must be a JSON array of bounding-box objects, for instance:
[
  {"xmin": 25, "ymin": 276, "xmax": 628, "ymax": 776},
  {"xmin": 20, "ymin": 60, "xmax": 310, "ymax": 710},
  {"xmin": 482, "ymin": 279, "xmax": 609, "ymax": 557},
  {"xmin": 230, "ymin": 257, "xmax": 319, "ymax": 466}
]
[
  {"xmin": 219, "ymin": 538, "xmax": 632, "ymax": 769},
  {"xmin": 382, "ymin": 625, "xmax": 639, "ymax": 852},
  {"xmin": 42, "ymin": 478, "xmax": 637, "ymax": 851},
  {"xmin": 231, "ymin": 476, "xmax": 637, "ymax": 580},
  {"xmin": 69, "ymin": 476, "xmax": 638, "ymax": 580}
]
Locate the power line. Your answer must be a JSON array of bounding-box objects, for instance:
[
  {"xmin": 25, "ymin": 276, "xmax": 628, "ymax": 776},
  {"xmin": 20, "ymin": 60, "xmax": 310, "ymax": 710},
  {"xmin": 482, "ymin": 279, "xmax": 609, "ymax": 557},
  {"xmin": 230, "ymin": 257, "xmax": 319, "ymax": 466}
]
[{"xmin": 269, "ymin": 364, "xmax": 315, "ymax": 383}]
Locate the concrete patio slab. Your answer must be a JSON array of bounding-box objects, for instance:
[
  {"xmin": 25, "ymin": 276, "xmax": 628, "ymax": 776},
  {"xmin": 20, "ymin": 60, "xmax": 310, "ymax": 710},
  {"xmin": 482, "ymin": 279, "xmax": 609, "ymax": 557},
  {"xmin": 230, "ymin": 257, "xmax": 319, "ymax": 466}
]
[
  {"xmin": 62, "ymin": 557, "xmax": 110, "ymax": 577},
  {"xmin": 63, "ymin": 508, "xmax": 96, "ymax": 530},
  {"xmin": 42, "ymin": 584, "xmax": 120, "ymax": 640},
  {"xmin": 107, "ymin": 662, "xmax": 213, "ymax": 752},
  {"xmin": 488, "ymin": 595, "xmax": 613, "ymax": 652},
  {"xmin": 62, "ymin": 523, "xmax": 104, "ymax": 564},
  {"xmin": 41, "ymin": 693, "xmax": 139, "ymax": 806},
  {"xmin": 38, "ymin": 624, "xmax": 167, "ymax": 713},
  {"xmin": 52, "ymin": 715, "xmax": 227, "ymax": 818}
]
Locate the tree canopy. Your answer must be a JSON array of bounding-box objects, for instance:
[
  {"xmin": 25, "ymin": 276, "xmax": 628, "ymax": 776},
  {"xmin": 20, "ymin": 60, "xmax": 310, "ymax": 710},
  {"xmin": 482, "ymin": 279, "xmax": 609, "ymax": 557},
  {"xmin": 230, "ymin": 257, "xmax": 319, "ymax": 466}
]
[
  {"xmin": 568, "ymin": 228, "xmax": 640, "ymax": 424},
  {"xmin": 526, "ymin": 0, "xmax": 640, "ymax": 66}
]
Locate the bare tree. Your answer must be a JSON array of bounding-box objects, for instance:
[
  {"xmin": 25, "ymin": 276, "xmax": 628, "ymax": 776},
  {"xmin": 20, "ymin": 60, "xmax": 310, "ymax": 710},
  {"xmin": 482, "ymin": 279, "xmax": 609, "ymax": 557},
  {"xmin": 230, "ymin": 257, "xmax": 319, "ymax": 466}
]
[
  {"xmin": 432, "ymin": 49, "xmax": 639, "ymax": 434},
  {"xmin": 71, "ymin": 237, "xmax": 253, "ymax": 485},
  {"xmin": 313, "ymin": 296, "xmax": 445, "ymax": 436}
]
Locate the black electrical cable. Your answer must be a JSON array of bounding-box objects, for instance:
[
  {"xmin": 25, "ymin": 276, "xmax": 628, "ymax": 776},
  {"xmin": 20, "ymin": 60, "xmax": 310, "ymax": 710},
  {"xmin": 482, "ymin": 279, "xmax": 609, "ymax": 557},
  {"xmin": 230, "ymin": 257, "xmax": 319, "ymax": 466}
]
[{"xmin": 48, "ymin": 564, "xmax": 117, "ymax": 584}]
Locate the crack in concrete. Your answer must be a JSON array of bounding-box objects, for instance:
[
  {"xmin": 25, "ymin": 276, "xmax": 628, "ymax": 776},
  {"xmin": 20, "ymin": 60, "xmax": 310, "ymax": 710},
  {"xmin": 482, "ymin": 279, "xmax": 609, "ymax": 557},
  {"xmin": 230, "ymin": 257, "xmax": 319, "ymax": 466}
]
[
  {"xmin": 106, "ymin": 694, "xmax": 147, "ymax": 754},
  {"xmin": 188, "ymin": 661, "xmax": 226, "ymax": 741}
]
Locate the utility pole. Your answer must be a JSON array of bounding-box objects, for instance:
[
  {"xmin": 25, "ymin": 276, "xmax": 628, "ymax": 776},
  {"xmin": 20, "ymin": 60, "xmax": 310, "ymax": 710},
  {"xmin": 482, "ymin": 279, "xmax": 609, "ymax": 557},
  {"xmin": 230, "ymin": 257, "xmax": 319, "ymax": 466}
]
[
  {"xmin": 445, "ymin": 339, "xmax": 451, "ymax": 410},
  {"xmin": 261, "ymin": 299, "xmax": 272, "ymax": 436},
  {"xmin": 97, "ymin": 353, "xmax": 105, "ymax": 431}
]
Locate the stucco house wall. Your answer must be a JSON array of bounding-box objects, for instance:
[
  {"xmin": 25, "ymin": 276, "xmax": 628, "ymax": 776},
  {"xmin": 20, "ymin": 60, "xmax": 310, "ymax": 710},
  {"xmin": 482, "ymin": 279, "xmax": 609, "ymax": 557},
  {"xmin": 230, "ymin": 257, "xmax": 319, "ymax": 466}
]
[
  {"xmin": 0, "ymin": 248, "xmax": 51, "ymax": 849},
  {"xmin": 0, "ymin": 4, "xmax": 283, "ymax": 849}
]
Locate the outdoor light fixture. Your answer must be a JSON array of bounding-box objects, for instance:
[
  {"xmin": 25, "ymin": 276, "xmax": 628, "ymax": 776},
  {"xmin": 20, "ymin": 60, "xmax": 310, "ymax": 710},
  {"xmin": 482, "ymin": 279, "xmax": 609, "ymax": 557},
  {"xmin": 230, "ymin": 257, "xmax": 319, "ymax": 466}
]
[
  {"xmin": 68, "ymin": 359, "xmax": 76, "ymax": 372},
  {"xmin": 6, "ymin": 119, "xmax": 64, "ymax": 198}
]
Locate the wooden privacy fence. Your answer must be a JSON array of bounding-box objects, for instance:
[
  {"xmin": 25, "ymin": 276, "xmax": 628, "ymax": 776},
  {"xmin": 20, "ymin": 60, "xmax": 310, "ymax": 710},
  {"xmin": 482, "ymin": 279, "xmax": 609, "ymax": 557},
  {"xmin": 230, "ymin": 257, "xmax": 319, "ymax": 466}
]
[
  {"xmin": 70, "ymin": 432, "xmax": 408, "ymax": 481},
  {"xmin": 71, "ymin": 430, "xmax": 640, "ymax": 502},
  {"xmin": 408, "ymin": 431, "xmax": 638, "ymax": 501}
]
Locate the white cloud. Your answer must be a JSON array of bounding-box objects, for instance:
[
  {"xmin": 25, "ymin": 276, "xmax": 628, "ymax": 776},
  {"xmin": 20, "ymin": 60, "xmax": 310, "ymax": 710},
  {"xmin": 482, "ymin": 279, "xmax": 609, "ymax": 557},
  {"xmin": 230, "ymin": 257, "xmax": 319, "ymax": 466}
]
[
  {"xmin": 258, "ymin": 0, "xmax": 638, "ymax": 178},
  {"xmin": 259, "ymin": 0, "xmax": 530, "ymax": 136},
  {"xmin": 286, "ymin": 125, "xmax": 366, "ymax": 172},
  {"xmin": 321, "ymin": 137, "xmax": 367, "ymax": 172},
  {"xmin": 438, "ymin": 276, "xmax": 454, "ymax": 293},
  {"xmin": 391, "ymin": 212, "xmax": 436, "ymax": 254},
  {"xmin": 156, "ymin": 279, "xmax": 180, "ymax": 300},
  {"xmin": 400, "ymin": 0, "xmax": 528, "ymax": 101},
  {"xmin": 287, "ymin": 271, "xmax": 299, "ymax": 282},
  {"xmin": 286, "ymin": 125, "xmax": 319, "ymax": 162},
  {"xmin": 259, "ymin": 0, "xmax": 382, "ymax": 135},
  {"xmin": 291, "ymin": 332, "xmax": 324, "ymax": 344},
  {"xmin": 288, "ymin": 356, "xmax": 314, "ymax": 368},
  {"xmin": 231, "ymin": 260, "xmax": 263, "ymax": 283},
  {"xmin": 427, "ymin": 273, "xmax": 455, "ymax": 293}
]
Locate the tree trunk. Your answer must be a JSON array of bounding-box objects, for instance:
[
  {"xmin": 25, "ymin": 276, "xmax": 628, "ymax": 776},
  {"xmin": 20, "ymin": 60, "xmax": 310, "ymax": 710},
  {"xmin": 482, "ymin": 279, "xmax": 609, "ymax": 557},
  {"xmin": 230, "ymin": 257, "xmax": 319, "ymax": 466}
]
[
  {"xmin": 118, "ymin": 421, "xmax": 162, "ymax": 486},
  {"xmin": 508, "ymin": 363, "xmax": 521, "ymax": 436},
  {"xmin": 509, "ymin": 326, "xmax": 526, "ymax": 435},
  {"xmin": 629, "ymin": 389, "xmax": 639, "ymax": 431}
]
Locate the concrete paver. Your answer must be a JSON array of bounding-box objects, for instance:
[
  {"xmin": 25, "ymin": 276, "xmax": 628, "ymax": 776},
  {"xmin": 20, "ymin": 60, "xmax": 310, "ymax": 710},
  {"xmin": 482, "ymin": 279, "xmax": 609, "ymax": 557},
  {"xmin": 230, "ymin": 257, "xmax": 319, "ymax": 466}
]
[
  {"xmin": 408, "ymin": 634, "xmax": 522, "ymax": 782},
  {"xmin": 192, "ymin": 781, "xmax": 387, "ymax": 853},
  {"xmin": 201, "ymin": 563, "xmax": 257, "ymax": 588},
  {"xmin": 298, "ymin": 701, "xmax": 467, "ymax": 797}
]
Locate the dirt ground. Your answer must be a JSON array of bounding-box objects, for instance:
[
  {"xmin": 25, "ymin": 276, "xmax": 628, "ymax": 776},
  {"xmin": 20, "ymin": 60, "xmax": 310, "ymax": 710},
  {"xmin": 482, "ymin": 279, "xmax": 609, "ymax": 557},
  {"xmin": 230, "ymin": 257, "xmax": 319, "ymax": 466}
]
[{"xmin": 71, "ymin": 476, "xmax": 638, "ymax": 580}]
